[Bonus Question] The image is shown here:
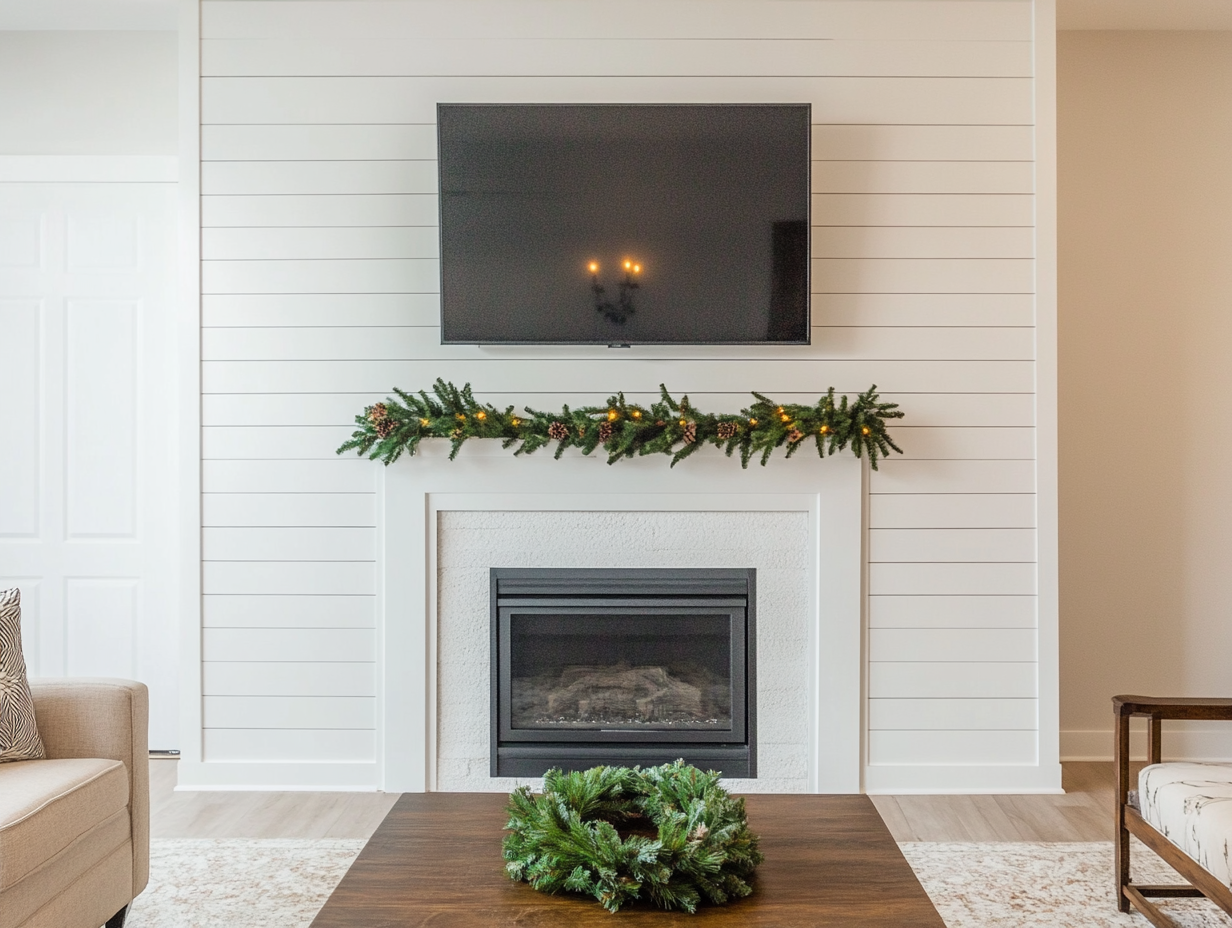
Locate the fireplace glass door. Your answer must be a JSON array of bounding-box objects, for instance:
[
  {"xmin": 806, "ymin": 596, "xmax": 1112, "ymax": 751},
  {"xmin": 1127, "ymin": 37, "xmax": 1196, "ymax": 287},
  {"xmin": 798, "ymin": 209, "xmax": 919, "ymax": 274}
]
[
  {"xmin": 491, "ymin": 568, "xmax": 755, "ymax": 777},
  {"xmin": 503, "ymin": 608, "xmax": 741, "ymax": 738}
]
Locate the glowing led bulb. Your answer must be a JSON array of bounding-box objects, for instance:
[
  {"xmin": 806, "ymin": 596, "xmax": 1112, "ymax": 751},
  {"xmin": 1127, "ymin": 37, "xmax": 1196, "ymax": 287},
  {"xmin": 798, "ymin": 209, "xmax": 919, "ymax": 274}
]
[
  {"xmin": 607, "ymin": 409, "xmax": 619, "ymax": 421},
  {"xmin": 623, "ymin": 259, "xmax": 632, "ymax": 270},
  {"xmin": 633, "ymin": 264, "xmax": 641, "ymax": 274},
  {"xmin": 588, "ymin": 261, "xmax": 599, "ymax": 273}
]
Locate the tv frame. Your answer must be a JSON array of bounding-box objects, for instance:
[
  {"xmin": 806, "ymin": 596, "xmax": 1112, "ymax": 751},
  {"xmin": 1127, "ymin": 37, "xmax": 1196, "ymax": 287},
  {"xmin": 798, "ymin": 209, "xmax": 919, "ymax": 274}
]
[{"xmin": 435, "ymin": 102, "xmax": 812, "ymax": 347}]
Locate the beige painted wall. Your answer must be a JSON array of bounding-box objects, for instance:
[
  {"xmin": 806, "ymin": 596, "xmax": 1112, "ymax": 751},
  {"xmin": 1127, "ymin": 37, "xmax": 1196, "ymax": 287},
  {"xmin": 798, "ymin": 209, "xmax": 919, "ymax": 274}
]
[
  {"xmin": 1059, "ymin": 30, "xmax": 1232, "ymax": 758},
  {"xmin": 0, "ymin": 31, "xmax": 176, "ymax": 155}
]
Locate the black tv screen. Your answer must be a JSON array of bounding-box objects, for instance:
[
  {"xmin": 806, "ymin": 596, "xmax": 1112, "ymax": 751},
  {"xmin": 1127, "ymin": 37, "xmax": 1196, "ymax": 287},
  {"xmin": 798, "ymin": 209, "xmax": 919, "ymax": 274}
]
[{"xmin": 437, "ymin": 104, "xmax": 810, "ymax": 345}]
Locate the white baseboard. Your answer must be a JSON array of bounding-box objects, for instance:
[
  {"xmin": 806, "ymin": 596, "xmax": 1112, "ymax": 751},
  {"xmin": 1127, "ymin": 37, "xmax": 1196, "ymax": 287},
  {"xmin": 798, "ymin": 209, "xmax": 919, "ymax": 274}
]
[
  {"xmin": 1061, "ymin": 728, "xmax": 1232, "ymax": 762},
  {"xmin": 863, "ymin": 763, "xmax": 1064, "ymax": 794},
  {"xmin": 0, "ymin": 155, "xmax": 177, "ymax": 183},
  {"xmin": 175, "ymin": 761, "xmax": 379, "ymax": 791}
]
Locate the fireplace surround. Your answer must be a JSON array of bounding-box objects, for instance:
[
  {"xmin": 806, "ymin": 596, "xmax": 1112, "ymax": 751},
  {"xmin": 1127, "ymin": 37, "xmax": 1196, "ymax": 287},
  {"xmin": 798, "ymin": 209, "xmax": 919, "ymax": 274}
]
[
  {"xmin": 378, "ymin": 442, "xmax": 863, "ymax": 793},
  {"xmin": 491, "ymin": 567, "xmax": 756, "ymax": 777}
]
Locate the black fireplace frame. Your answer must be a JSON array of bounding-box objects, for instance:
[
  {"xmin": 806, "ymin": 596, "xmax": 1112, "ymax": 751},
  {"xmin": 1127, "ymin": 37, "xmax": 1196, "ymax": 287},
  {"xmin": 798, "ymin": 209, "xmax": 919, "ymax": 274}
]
[{"xmin": 490, "ymin": 567, "xmax": 756, "ymax": 778}]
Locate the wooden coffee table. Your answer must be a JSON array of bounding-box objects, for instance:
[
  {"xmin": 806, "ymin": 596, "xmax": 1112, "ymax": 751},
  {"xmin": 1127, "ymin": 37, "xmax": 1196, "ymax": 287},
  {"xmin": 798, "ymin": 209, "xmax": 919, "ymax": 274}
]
[{"xmin": 311, "ymin": 792, "xmax": 945, "ymax": 927}]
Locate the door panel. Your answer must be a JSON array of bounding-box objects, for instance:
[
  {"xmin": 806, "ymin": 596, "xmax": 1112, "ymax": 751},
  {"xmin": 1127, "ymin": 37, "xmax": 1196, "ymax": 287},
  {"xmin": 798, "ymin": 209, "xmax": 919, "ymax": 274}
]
[{"xmin": 0, "ymin": 181, "xmax": 178, "ymax": 748}]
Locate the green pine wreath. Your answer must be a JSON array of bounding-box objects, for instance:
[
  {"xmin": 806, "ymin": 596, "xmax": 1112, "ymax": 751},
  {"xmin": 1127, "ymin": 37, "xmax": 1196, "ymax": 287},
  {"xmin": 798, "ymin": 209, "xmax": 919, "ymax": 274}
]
[{"xmin": 502, "ymin": 761, "xmax": 764, "ymax": 914}]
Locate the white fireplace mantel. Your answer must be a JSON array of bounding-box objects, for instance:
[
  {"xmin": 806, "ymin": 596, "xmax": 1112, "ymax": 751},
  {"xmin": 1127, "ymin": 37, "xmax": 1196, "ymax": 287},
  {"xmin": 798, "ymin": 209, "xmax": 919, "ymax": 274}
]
[{"xmin": 378, "ymin": 441, "xmax": 864, "ymax": 793}]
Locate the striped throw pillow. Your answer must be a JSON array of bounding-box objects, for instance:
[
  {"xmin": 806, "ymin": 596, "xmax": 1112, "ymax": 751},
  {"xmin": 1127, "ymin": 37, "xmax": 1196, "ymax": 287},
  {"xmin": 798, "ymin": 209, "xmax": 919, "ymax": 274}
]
[{"xmin": 0, "ymin": 588, "xmax": 44, "ymax": 762}]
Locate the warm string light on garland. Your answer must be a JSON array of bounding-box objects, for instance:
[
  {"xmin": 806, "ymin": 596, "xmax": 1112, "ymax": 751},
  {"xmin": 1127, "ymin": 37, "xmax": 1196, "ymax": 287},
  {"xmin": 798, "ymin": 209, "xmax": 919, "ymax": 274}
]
[{"xmin": 337, "ymin": 378, "xmax": 904, "ymax": 469}]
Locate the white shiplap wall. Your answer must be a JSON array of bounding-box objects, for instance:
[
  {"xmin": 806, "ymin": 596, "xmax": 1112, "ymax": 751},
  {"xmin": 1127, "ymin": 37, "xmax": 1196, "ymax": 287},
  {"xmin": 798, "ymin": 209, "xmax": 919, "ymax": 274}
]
[{"xmin": 191, "ymin": 0, "xmax": 1047, "ymax": 790}]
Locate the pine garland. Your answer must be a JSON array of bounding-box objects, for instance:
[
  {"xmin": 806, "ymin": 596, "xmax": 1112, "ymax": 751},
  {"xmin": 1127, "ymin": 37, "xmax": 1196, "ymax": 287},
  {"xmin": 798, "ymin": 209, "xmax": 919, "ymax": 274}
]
[
  {"xmin": 336, "ymin": 379, "xmax": 904, "ymax": 469},
  {"xmin": 503, "ymin": 761, "xmax": 764, "ymax": 913}
]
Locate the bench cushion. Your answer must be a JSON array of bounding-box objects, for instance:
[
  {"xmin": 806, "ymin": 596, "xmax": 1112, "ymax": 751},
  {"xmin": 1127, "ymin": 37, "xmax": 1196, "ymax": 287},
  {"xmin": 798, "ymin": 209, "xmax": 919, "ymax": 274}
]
[
  {"xmin": 1139, "ymin": 762, "xmax": 1232, "ymax": 890},
  {"xmin": 0, "ymin": 757, "xmax": 128, "ymax": 892}
]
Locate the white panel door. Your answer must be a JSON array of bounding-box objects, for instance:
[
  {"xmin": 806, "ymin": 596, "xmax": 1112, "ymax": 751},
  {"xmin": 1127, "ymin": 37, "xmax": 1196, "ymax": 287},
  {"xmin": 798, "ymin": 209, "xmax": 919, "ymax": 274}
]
[{"xmin": 0, "ymin": 181, "xmax": 178, "ymax": 748}]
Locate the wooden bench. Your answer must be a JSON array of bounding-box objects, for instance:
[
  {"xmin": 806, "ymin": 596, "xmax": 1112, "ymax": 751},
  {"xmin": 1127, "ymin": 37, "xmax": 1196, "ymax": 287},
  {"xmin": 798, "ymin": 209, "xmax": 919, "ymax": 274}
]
[{"xmin": 1114, "ymin": 695, "xmax": 1232, "ymax": 927}]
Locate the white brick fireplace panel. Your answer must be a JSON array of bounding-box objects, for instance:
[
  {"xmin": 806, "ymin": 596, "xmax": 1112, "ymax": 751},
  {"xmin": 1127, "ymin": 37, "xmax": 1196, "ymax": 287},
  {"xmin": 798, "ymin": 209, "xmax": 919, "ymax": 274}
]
[{"xmin": 436, "ymin": 510, "xmax": 811, "ymax": 792}]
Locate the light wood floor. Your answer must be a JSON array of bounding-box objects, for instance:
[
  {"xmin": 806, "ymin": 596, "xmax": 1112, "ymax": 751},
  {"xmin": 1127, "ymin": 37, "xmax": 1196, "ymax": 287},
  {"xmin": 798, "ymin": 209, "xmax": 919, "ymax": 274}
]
[{"xmin": 150, "ymin": 759, "xmax": 1138, "ymax": 843}]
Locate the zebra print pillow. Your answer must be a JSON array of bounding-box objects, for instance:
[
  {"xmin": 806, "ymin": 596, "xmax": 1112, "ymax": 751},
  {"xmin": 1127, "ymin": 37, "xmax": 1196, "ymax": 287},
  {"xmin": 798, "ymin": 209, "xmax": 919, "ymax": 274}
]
[{"xmin": 0, "ymin": 588, "xmax": 45, "ymax": 762}]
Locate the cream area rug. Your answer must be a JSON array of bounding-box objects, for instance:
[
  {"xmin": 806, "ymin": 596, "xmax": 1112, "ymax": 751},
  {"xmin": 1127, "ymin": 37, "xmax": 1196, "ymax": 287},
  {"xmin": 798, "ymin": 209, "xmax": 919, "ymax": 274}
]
[
  {"xmin": 900, "ymin": 842, "xmax": 1232, "ymax": 927},
  {"xmin": 126, "ymin": 839, "xmax": 1232, "ymax": 927}
]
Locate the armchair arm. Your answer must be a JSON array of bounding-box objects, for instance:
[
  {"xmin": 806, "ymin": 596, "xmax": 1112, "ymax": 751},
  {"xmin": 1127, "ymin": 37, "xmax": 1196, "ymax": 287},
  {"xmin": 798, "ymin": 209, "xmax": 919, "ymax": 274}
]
[{"xmin": 28, "ymin": 678, "xmax": 150, "ymax": 896}]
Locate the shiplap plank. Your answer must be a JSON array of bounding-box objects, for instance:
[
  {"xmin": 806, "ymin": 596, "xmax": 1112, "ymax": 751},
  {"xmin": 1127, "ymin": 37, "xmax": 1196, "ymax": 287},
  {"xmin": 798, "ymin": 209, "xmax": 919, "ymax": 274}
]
[
  {"xmin": 203, "ymin": 124, "xmax": 436, "ymax": 161},
  {"xmin": 203, "ymin": 492, "xmax": 376, "ymax": 527},
  {"xmin": 201, "ymin": 256, "xmax": 1032, "ymax": 297},
  {"xmin": 816, "ymin": 258, "xmax": 1032, "ymax": 294},
  {"xmin": 201, "ymin": 76, "xmax": 1032, "ymax": 126},
  {"xmin": 203, "ymin": 594, "xmax": 375, "ymax": 628},
  {"xmin": 812, "ymin": 161, "xmax": 1032, "ymax": 195},
  {"xmin": 202, "ymin": 123, "xmax": 1035, "ymax": 163},
  {"xmin": 203, "ymin": 227, "xmax": 439, "ymax": 261},
  {"xmin": 202, "ymin": 423, "xmax": 1029, "ymax": 463},
  {"xmin": 201, "ymin": 391, "xmax": 1036, "ymax": 430},
  {"xmin": 202, "ymin": 194, "xmax": 437, "ymax": 228},
  {"xmin": 205, "ymin": 226, "xmax": 1034, "ymax": 263},
  {"xmin": 201, "ymin": 326, "xmax": 1034, "ymax": 363},
  {"xmin": 887, "ymin": 427, "xmax": 1033, "ymax": 461},
  {"xmin": 202, "ymin": 259, "xmax": 436, "ymax": 294},
  {"xmin": 202, "ymin": 1, "xmax": 1031, "ymax": 42},
  {"xmin": 869, "ymin": 460, "xmax": 1036, "ymax": 494},
  {"xmin": 204, "ymin": 393, "xmax": 367, "ymax": 426},
  {"xmin": 202, "ymin": 359, "xmax": 1035, "ymax": 395},
  {"xmin": 869, "ymin": 528, "xmax": 1036, "ymax": 562},
  {"xmin": 812, "ymin": 227, "xmax": 1033, "ymax": 260},
  {"xmin": 202, "ymin": 161, "xmax": 436, "ymax": 196},
  {"xmin": 204, "ymin": 695, "xmax": 374, "ymax": 729},
  {"xmin": 870, "ymin": 493, "xmax": 1036, "ymax": 529},
  {"xmin": 202, "ymin": 37, "xmax": 1031, "ymax": 78},
  {"xmin": 202, "ymin": 293, "xmax": 1035, "ymax": 330},
  {"xmin": 813, "ymin": 194, "xmax": 1032, "ymax": 227},
  {"xmin": 868, "ymin": 595, "xmax": 1036, "ymax": 629},
  {"xmin": 203, "ymin": 293, "xmax": 438, "ymax": 327},
  {"xmin": 203, "ymin": 460, "xmax": 376, "ymax": 493},
  {"xmin": 203, "ymin": 560, "xmax": 375, "ymax": 595},
  {"xmin": 868, "ymin": 730, "xmax": 1035, "ymax": 765},
  {"xmin": 203, "ymin": 526, "xmax": 376, "ymax": 561},
  {"xmin": 813, "ymin": 294, "xmax": 1035, "ymax": 328},
  {"xmin": 202, "ymin": 425, "xmax": 354, "ymax": 460},
  {"xmin": 206, "ymin": 227, "xmax": 1035, "ymax": 263},
  {"xmin": 869, "ymin": 562, "xmax": 1037, "ymax": 596},
  {"xmin": 869, "ymin": 628, "xmax": 1036, "ymax": 663},
  {"xmin": 812, "ymin": 125, "xmax": 1033, "ymax": 161},
  {"xmin": 868, "ymin": 662, "xmax": 1037, "ymax": 699},
  {"xmin": 204, "ymin": 728, "xmax": 374, "ymax": 762},
  {"xmin": 868, "ymin": 698, "xmax": 1036, "ymax": 731},
  {"xmin": 200, "ymin": 192, "xmax": 1032, "ymax": 230},
  {"xmin": 204, "ymin": 661, "xmax": 375, "ymax": 696},
  {"xmin": 203, "ymin": 627, "xmax": 375, "ymax": 662}
]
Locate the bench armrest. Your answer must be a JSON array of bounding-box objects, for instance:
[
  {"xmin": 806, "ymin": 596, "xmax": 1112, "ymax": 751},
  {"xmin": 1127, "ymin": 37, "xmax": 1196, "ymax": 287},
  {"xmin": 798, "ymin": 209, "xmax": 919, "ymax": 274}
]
[
  {"xmin": 1113, "ymin": 695, "xmax": 1232, "ymax": 721},
  {"xmin": 28, "ymin": 678, "xmax": 150, "ymax": 896}
]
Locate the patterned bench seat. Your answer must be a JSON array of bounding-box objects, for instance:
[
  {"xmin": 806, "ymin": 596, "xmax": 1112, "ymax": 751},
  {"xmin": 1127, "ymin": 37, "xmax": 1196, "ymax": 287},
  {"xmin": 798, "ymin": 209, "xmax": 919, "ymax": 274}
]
[
  {"xmin": 1115, "ymin": 696, "xmax": 1232, "ymax": 926},
  {"xmin": 1139, "ymin": 763, "xmax": 1232, "ymax": 892}
]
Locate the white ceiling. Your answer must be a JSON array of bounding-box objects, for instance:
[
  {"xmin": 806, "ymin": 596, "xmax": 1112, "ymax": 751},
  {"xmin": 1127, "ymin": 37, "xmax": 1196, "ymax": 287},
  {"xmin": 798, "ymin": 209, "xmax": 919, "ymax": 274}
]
[
  {"xmin": 1059, "ymin": 0, "xmax": 1232, "ymax": 30},
  {"xmin": 0, "ymin": 0, "xmax": 176, "ymax": 30},
  {"xmin": 1, "ymin": 0, "xmax": 1231, "ymax": 33}
]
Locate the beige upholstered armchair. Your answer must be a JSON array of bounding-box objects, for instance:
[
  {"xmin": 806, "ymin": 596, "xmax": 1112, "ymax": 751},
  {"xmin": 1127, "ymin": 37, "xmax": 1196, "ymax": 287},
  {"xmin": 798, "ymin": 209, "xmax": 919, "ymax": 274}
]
[{"xmin": 0, "ymin": 679, "xmax": 149, "ymax": 928}]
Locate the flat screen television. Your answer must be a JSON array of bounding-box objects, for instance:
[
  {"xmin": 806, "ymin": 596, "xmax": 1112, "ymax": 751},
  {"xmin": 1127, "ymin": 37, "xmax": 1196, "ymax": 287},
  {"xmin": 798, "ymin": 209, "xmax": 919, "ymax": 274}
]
[{"xmin": 437, "ymin": 104, "xmax": 811, "ymax": 345}]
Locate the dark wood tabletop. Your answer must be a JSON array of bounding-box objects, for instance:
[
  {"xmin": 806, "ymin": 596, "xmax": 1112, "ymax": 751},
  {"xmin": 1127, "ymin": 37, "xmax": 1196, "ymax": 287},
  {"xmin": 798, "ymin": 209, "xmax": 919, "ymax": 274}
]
[{"xmin": 311, "ymin": 792, "xmax": 945, "ymax": 927}]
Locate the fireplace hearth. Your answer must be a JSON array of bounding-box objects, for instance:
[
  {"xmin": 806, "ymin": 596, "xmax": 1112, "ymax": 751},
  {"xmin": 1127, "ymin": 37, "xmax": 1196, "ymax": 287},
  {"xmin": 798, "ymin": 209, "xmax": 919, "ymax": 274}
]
[{"xmin": 491, "ymin": 568, "xmax": 756, "ymax": 777}]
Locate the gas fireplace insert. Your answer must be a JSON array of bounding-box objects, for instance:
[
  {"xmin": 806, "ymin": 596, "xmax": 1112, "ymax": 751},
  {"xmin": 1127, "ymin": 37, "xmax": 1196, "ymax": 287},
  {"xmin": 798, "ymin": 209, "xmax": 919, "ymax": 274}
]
[{"xmin": 490, "ymin": 568, "xmax": 756, "ymax": 777}]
